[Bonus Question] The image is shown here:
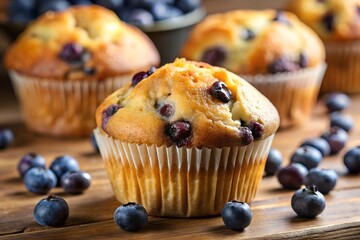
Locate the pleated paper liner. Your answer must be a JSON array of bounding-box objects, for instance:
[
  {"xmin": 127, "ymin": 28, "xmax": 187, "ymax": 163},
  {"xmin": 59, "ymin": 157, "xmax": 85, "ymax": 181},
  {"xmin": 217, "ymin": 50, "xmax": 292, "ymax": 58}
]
[
  {"xmin": 241, "ymin": 64, "xmax": 326, "ymax": 129},
  {"xmin": 321, "ymin": 41, "xmax": 360, "ymax": 93},
  {"xmin": 94, "ymin": 128, "xmax": 274, "ymax": 217},
  {"xmin": 9, "ymin": 71, "xmax": 132, "ymax": 137}
]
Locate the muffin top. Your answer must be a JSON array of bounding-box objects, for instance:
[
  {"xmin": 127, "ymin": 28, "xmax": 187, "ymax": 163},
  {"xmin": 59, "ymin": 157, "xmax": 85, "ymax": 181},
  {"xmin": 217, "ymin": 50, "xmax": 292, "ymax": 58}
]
[
  {"xmin": 96, "ymin": 58, "xmax": 279, "ymax": 148},
  {"xmin": 288, "ymin": 0, "xmax": 360, "ymax": 41},
  {"xmin": 181, "ymin": 10, "xmax": 325, "ymax": 74},
  {"xmin": 4, "ymin": 5, "xmax": 160, "ymax": 81}
]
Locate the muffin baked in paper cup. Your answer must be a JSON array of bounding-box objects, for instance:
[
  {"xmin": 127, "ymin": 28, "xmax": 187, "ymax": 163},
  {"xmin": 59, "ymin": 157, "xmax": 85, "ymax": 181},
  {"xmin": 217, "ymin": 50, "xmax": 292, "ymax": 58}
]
[
  {"xmin": 94, "ymin": 128, "xmax": 274, "ymax": 217},
  {"xmin": 9, "ymin": 71, "xmax": 133, "ymax": 137},
  {"xmin": 241, "ymin": 64, "xmax": 327, "ymax": 129},
  {"xmin": 321, "ymin": 41, "xmax": 360, "ymax": 93}
]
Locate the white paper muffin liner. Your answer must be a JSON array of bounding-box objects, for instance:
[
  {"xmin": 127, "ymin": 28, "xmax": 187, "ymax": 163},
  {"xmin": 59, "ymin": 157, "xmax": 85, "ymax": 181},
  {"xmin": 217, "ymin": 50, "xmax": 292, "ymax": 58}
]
[
  {"xmin": 241, "ymin": 64, "xmax": 326, "ymax": 128},
  {"xmin": 322, "ymin": 41, "xmax": 360, "ymax": 93},
  {"xmin": 94, "ymin": 128, "xmax": 274, "ymax": 217},
  {"xmin": 9, "ymin": 71, "xmax": 132, "ymax": 137}
]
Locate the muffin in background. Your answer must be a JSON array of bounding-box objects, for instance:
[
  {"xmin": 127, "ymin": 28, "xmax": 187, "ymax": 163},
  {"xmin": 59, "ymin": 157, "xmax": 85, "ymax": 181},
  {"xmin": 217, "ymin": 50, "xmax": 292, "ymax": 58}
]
[
  {"xmin": 94, "ymin": 58, "xmax": 279, "ymax": 217},
  {"xmin": 288, "ymin": 0, "xmax": 360, "ymax": 93},
  {"xmin": 182, "ymin": 10, "xmax": 326, "ymax": 128},
  {"xmin": 4, "ymin": 5, "xmax": 160, "ymax": 138}
]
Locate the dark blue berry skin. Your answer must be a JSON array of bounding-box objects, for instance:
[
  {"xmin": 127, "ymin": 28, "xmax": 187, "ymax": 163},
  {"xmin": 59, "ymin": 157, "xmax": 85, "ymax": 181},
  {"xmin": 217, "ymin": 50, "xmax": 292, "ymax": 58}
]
[
  {"xmin": 157, "ymin": 102, "xmax": 174, "ymax": 118},
  {"xmin": 23, "ymin": 167, "xmax": 57, "ymax": 195},
  {"xmin": 325, "ymin": 93, "xmax": 350, "ymax": 112},
  {"xmin": 17, "ymin": 153, "xmax": 46, "ymax": 178},
  {"xmin": 122, "ymin": 8, "xmax": 154, "ymax": 27},
  {"xmin": 268, "ymin": 57, "xmax": 300, "ymax": 73},
  {"xmin": 300, "ymin": 138, "xmax": 331, "ymax": 157},
  {"xmin": 165, "ymin": 121, "xmax": 192, "ymax": 147},
  {"xmin": 330, "ymin": 112, "xmax": 354, "ymax": 132},
  {"xmin": 248, "ymin": 122, "xmax": 264, "ymax": 140},
  {"xmin": 174, "ymin": 0, "xmax": 200, "ymax": 13},
  {"xmin": 61, "ymin": 171, "xmax": 91, "ymax": 194},
  {"xmin": 304, "ymin": 168, "xmax": 337, "ymax": 194},
  {"xmin": 60, "ymin": 43, "xmax": 84, "ymax": 63},
  {"xmin": 290, "ymin": 146, "xmax": 323, "ymax": 170},
  {"xmin": 299, "ymin": 52, "xmax": 308, "ymax": 68},
  {"xmin": 34, "ymin": 195, "xmax": 69, "ymax": 227},
  {"xmin": 93, "ymin": 0, "xmax": 124, "ymax": 11},
  {"xmin": 239, "ymin": 127, "xmax": 254, "ymax": 146},
  {"xmin": 242, "ymin": 28, "xmax": 256, "ymax": 41},
  {"xmin": 322, "ymin": 12, "xmax": 335, "ymax": 32},
  {"xmin": 131, "ymin": 71, "xmax": 148, "ymax": 86},
  {"xmin": 37, "ymin": 0, "xmax": 71, "ymax": 15},
  {"xmin": 221, "ymin": 200, "xmax": 252, "ymax": 231},
  {"xmin": 209, "ymin": 81, "xmax": 232, "ymax": 103},
  {"xmin": 114, "ymin": 202, "xmax": 148, "ymax": 231},
  {"xmin": 202, "ymin": 46, "xmax": 227, "ymax": 67},
  {"xmin": 291, "ymin": 186, "xmax": 326, "ymax": 219},
  {"xmin": 343, "ymin": 146, "xmax": 360, "ymax": 174},
  {"xmin": 265, "ymin": 148, "xmax": 283, "ymax": 176},
  {"xmin": 8, "ymin": 0, "xmax": 35, "ymax": 23},
  {"xmin": 70, "ymin": 0, "xmax": 92, "ymax": 5},
  {"xmin": 101, "ymin": 104, "xmax": 122, "ymax": 131},
  {"xmin": 321, "ymin": 127, "xmax": 348, "ymax": 155},
  {"xmin": 150, "ymin": 3, "xmax": 182, "ymax": 21},
  {"xmin": 91, "ymin": 133, "xmax": 100, "ymax": 152},
  {"xmin": 277, "ymin": 163, "xmax": 308, "ymax": 189},
  {"xmin": 0, "ymin": 129, "xmax": 14, "ymax": 150},
  {"xmin": 49, "ymin": 156, "xmax": 80, "ymax": 184}
]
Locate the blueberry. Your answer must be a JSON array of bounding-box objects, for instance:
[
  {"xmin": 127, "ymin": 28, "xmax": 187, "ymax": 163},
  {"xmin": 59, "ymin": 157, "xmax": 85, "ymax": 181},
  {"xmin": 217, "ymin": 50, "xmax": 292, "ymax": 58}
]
[
  {"xmin": 83, "ymin": 67, "xmax": 96, "ymax": 76},
  {"xmin": 239, "ymin": 126, "xmax": 254, "ymax": 146},
  {"xmin": 60, "ymin": 43, "xmax": 84, "ymax": 64},
  {"xmin": 248, "ymin": 121, "xmax": 264, "ymax": 140},
  {"xmin": 268, "ymin": 57, "xmax": 300, "ymax": 73},
  {"xmin": 114, "ymin": 202, "xmax": 148, "ymax": 231},
  {"xmin": 126, "ymin": 0, "xmax": 157, "ymax": 9},
  {"xmin": 221, "ymin": 200, "xmax": 252, "ymax": 231},
  {"xmin": 304, "ymin": 168, "xmax": 338, "ymax": 194},
  {"xmin": 147, "ymin": 66, "xmax": 157, "ymax": 75},
  {"xmin": 156, "ymin": 102, "xmax": 174, "ymax": 118},
  {"xmin": 37, "ymin": 0, "xmax": 71, "ymax": 15},
  {"xmin": 299, "ymin": 52, "xmax": 308, "ymax": 68},
  {"xmin": 0, "ymin": 129, "xmax": 14, "ymax": 150},
  {"xmin": 60, "ymin": 171, "xmax": 91, "ymax": 194},
  {"xmin": 174, "ymin": 0, "xmax": 200, "ymax": 13},
  {"xmin": 272, "ymin": 11, "xmax": 291, "ymax": 26},
  {"xmin": 150, "ymin": 3, "xmax": 182, "ymax": 21},
  {"xmin": 93, "ymin": 0, "xmax": 124, "ymax": 10},
  {"xmin": 17, "ymin": 153, "xmax": 46, "ymax": 177},
  {"xmin": 322, "ymin": 12, "xmax": 335, "ymax": 32},
  {"xmin": 321, "ymin": 127, "xmax": 348, "ymax": 155},
  {"xmin": 325, "ymin": 93, "xmax": 350, "ymax": 112},
  {"xmin": 122, "ymin": 8, "xmax": 154, "ymax": 27},
  {"xmin": 9, "ymin": 12, "xmax": 34, "ymax": 24},
  {"xmin": 131, "ymin": 71, "xmax": 148, "ymax": 86},
  {"xmin": 265, "ymin": 148, "xmax": 283, "ymax": 176},
  {"xmin": 91, "ymin": 133, "xmax": 99, "ymax": 152},
  {"xmin": 300, "ymin": 138, "xmax": 331, "ymax": 157},
  {"xmin": 209, "ymin": 81, "xmax": 232, "ymax": 103},
  {"xmin": 101, "ymin": 104, "xmax": 122, "ymax": 131},
  {"xmin": 291, "ymin": 185, "xmax": 326, "ymax": 219},
  {"xmin": 165, "ymin": 121, "xmax": 192, "ymax": 147},
  {"xmin": 70, "ymin": 0, "xmax": 92, "ymax": 5},
  {"xmin": 9, "ymin": 0, "xmax": 35, "ymax": 11},
  {"xmin": 277, "ymin": 163, "xmax": 308, "ymax": 189},
  {"xmin": 34, "ymin": 195, "xmax": 69, "ymax": 227},
  {"xmin": 290, "ymin": 146, "xmax": 323, "ymax": 170},
  {"xmin": 242, "ymin": 28, "xmax": 256, "ymax": 41},
  {"xmin": 201, "ymin": 46, "xmax": 227, "ymax": 67},
  {"xmin": 8, "ymin": 0, "xmax": 36, "ymax": 23},
  {"xmin": 49, "ymin": 155, "xmax": 80, "ymax": 184},
  {"xmin": 343, "ymin": 146, "xmax": 360, "ymax": 174},
  {"xmin": 23, "ymin": 167, "xmax": 57, "ymax": 194},
  {"xmin": 330, "ymin": 112, "xmax": 354, "ymax": 132}
]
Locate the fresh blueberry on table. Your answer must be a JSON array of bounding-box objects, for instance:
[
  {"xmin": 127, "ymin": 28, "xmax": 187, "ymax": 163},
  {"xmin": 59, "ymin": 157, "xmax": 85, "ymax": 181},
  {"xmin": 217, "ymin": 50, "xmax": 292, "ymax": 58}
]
[
  {"xmin": 325, "ymin": 93, "xmax": 350, "ymax": 112},
  {"xmin": 175, "ymin": 0, "xmax": 201, "ymax": 13},
  {"xmin": 221, "ymin": 200, "xmax": 252, "ymax": 231},
  {"xmin": 291, "ymin": 185, "xmax": 326, "ymax": 219},
  {"xmin": 49, "ymin": 155, "xmax": 80, "ymax": 184},
  {"xmin": 304, "ymin": 168, "xmax": 338, "ymax": 194},
  {"xmin": 290, "ymin": 146, "xmax": 323, "ymax": 170},
  {"xmin": 114, "ymin": 202, "xmax": 148, "ymax": 231},
  {"xmin": 300, "ymin": 138, "xmax": 331, "ymax": 157},
  {"xmin": 37, "ymin": 0, "xmax": 71, "ymax": 15},
  {"xmin": 343, "ymin": 146, "xmax": 360, "ymax": 174},
  {"xmin": 321, "ymin": 127, "xmax": 348, "ymax": 155},
  {"xmin": 0, "ymin": 129, "xmax": 14, "ymax": 150},
  {"xmin": 330, "ymin": 112, "xmax": 354, "ymax": 132},
  {"xmin": 61, "ymin": 171, "xmax": 91, "ymax": 194},
  {"xmin": 264, "ymin": 148, "xmax": 283, "ymax": 176},
  {"xmin": 34, "ymin": 195, "xmax": 69, "ymax": 227},
  {"xmin": 277, "ymin": 163, "xmax": 308, "ymax": 189},
  {"xmin": 17, "ymin": 153, "xmax": 46, "ymax": 177},
  {"xmin": 23, "ymin": 167, "xmax": 57, "ymax": 194}
]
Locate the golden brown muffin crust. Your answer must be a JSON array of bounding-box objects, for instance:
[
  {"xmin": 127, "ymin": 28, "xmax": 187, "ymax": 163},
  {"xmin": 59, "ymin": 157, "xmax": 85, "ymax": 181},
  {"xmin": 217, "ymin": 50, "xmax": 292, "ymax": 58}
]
[
  {"xmin": 96, "ymin": 59, "xmax": 279, "ymax": 148},
  {"xmin": 4, "ymin": 5, "xmax": 160, "ymax": 81},
  {"xmin": 181, "ymin": 10, "xmax": 325, "ymax": 74}
]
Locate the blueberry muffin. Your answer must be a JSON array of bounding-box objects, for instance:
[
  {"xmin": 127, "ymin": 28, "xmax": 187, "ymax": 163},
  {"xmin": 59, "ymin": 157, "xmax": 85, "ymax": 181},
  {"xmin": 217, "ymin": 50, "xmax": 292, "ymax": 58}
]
[
  {"xmin": 94, "ymin": 58, "xmax": 279, "ymax": 217},
  {"xmin": 4, "ymin": 5, "xmax": 160, "ymax": 137},
  {"xmin": 288, "ymin": 0, "xmax": 360, "ymax": 93},
  {"xmin": 182, "ymin": 10, "xmax": 326, "ymax": 128}
]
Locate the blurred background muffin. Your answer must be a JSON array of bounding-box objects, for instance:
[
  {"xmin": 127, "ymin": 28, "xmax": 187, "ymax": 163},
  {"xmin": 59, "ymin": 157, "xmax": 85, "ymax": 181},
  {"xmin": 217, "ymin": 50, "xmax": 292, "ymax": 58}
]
[
  {"xmin": 4, "ymin": 5, "xmax": 160, "ymax": 137},
  {"xmin": 182, "ymin": 10, "xmax": 326, "ymax": 128},
  {"xmin": 288, "ymin": 0, "xmax": 360, "ymax": 93}
]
